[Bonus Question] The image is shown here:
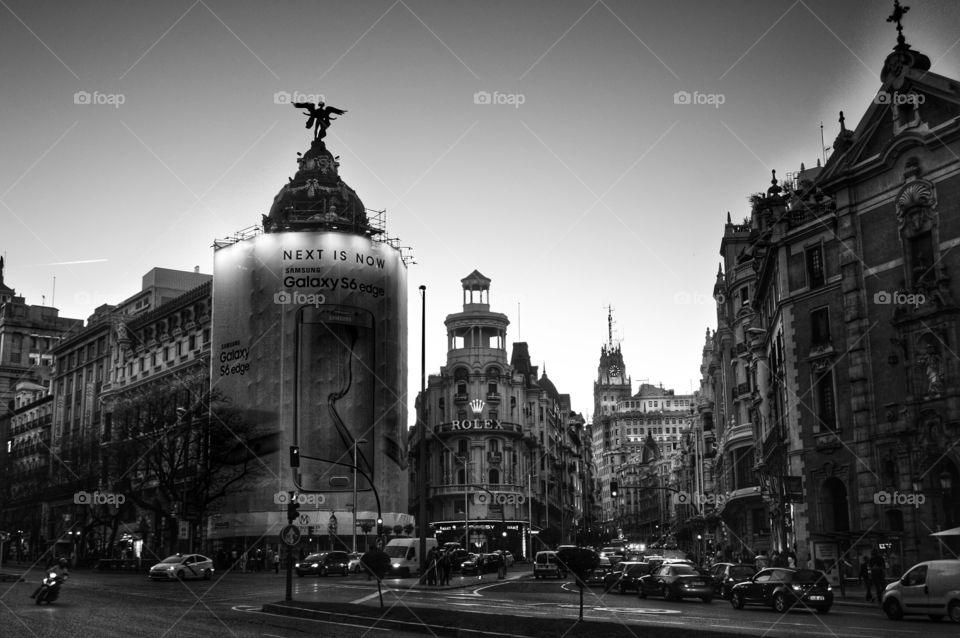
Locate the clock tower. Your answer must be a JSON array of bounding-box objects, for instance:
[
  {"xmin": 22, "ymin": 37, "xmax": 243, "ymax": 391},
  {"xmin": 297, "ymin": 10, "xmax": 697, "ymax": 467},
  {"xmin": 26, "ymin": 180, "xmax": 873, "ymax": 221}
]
[{"xmin": 593, "ymin": 307, "xmax": 632, "ymax": 418}]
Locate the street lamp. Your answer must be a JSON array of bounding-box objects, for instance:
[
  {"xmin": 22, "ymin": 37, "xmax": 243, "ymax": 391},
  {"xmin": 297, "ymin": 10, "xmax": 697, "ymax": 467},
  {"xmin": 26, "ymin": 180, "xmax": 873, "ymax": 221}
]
[
  {"xmin": 352, "ymin": 438, "xmax": 368, "ymax": 554},
  {"xmin": 457, "ymin": 454, "xmax": 470, "ymax": 551}
]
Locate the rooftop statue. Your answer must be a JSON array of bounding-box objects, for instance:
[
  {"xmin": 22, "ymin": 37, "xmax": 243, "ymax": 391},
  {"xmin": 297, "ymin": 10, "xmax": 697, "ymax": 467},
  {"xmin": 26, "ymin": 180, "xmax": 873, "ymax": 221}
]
[{"xmin": 293, "ymin": 101, "xmax": 347, "ymax": 140}]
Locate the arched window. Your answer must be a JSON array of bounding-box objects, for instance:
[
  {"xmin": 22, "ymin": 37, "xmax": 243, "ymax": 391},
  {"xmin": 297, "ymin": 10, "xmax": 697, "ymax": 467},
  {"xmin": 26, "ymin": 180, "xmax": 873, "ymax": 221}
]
[{"xmin": 820, "ymin": 477, "xmax": 850, "ymax": 532}]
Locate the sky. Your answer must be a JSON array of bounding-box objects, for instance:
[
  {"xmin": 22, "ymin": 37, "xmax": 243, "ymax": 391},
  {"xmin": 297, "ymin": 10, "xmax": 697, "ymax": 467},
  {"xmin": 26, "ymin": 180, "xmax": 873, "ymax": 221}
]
[{"xmin": 2, "ymin": 0, "xmax": 960, "ymax": 421}]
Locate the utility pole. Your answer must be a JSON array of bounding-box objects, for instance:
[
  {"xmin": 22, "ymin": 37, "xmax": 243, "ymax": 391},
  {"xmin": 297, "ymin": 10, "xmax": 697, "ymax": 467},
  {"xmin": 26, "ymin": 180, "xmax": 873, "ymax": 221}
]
[{"xmin": 418, "ymin": 285, "xmax": 427, "ymax": 579}]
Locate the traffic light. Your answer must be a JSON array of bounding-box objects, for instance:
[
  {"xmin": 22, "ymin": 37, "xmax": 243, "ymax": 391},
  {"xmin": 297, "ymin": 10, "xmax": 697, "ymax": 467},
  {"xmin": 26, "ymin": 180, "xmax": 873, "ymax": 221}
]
[
  {"xmin": 289, "ymin": 445, "xmax": 300, "ymax": 468},
  {"xmin": 287, "ymin": 496, "xmax": 300, "ymax": 522},
  {"xmin": 610, "ymin": 480, "xmax": 619, "ymax": 498},
  {"xmin": 376, "ymin": 517, "xmax": 383, "ymax": 536}
]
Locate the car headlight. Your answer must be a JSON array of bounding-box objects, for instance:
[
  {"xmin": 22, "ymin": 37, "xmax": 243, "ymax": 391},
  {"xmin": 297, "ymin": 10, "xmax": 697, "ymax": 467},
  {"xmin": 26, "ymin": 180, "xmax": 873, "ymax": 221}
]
[
  {"xmin": 166, "ymin": 565, "xmax": 177, "ymax": 571},
  {"xmin": 392, "ymin": 563, "xmax": 400, "ymax": 568},
  {"xmin": 311, "ymin": 563, "xmax": 319, "ymax": 568},
  {"xmin": 294, "ymin": 563, "xmax": 301, "ymax": 568}
]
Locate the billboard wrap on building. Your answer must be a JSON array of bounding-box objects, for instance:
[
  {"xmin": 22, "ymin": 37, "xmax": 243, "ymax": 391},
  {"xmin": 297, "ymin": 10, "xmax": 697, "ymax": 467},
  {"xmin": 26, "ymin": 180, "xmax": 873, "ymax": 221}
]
[{"xmin": 211, "ymin": 231, "xmax": 407, "ymax": 537}]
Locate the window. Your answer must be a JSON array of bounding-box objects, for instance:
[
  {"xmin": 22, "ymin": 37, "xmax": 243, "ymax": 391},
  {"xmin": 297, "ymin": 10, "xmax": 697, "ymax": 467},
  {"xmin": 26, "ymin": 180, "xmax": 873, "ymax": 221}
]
[
  {"xmin": 489, "ymin": 469, "xmax": 500, "ymax": 484},
  {"xmin": 188, "ymin": 335, "xmax": 196, "ymax": 351},
  {"xmin": 806, "ymin": 245, "xmax": 825, "ymax": 288},
  {"xmin": 740, "ymin": 286, "xmax": 750, "ymax": 307},
  {"xmin": 909, "ymin": 232, "xmax": 935, "ymax": 286},
  {"xmin": 814, "ymin": 368, "xmax": 837, "ymax": 431},
  {"xmin": 811, "ymin": 308, "xmax": 830, "ymax": 346}
]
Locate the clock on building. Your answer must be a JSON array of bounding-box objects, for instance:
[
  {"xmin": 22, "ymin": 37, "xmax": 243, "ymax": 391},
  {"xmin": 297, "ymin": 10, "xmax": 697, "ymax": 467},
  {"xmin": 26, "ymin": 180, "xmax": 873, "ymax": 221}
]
[{"xmin": 608, "ymin": 363, "xmax": 621, "ymax": 377}]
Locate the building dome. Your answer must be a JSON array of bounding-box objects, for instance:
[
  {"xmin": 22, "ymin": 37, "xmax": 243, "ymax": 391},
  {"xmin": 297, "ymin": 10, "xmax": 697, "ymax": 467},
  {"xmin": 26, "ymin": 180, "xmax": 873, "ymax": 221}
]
[
  {"xmin": 262, "ymin": 137, "xmax": 376, "ymax": 236},
  {"xmin": 538, "ymin": 371, "xmax": 560, "ymax": 403}
]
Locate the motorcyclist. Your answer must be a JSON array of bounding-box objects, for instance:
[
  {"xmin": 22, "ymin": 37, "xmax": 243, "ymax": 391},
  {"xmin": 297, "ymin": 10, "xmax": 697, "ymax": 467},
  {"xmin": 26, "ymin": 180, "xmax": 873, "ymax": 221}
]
[{"xmin": 31, "ymin": 558, "xmax": 69, "ymax": 599}]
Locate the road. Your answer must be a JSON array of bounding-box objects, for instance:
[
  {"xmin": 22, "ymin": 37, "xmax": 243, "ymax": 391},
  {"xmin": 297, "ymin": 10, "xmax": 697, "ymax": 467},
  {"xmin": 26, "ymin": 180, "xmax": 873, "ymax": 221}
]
[{"xmin": 1, "ymin": 566, "xmax": 956, "ymax": 638}]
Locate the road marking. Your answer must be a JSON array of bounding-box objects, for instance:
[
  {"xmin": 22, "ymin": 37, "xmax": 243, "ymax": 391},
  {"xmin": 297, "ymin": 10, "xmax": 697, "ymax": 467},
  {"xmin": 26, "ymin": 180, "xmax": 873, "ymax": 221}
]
[
  {"xmin": 592, "ymin": 606, "xmax": 682, "ymax": 615},
  {"xmin": 349, "ymin": 591, "xmax": 383, "ymax": 604},
  {"xmin": 232, "ymin": 605, "xmax": 390, "ymax": 631}
]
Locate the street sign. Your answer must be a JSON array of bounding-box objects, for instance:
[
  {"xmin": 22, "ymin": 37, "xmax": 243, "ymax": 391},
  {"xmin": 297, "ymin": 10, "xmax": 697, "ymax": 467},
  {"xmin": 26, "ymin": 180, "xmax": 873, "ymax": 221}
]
[
  {"xmin": 280, "ymin": 524, "xmax": 302, "ymax": 546},
  {"xmin": 299, "ymin": 514, "xmax": 310, "ymax": 526},
  {"xmin": 178, "ymin": 521, "xmax": 190, "ymax": 539}
]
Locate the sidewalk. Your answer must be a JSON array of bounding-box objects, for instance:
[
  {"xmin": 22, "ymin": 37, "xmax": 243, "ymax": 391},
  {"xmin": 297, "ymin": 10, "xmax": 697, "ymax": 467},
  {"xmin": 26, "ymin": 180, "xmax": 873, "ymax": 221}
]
[{"xmin": 831, "ymin": 578, "xmax": 888, "ymax": 608}]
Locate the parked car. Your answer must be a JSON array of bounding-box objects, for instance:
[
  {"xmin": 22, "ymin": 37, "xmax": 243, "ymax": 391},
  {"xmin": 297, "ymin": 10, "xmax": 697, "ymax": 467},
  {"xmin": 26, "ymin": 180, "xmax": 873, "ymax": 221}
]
[
  {"xmin": 882, "ymin": 559, "xmax": 960, "ymax": 622},
  {"xmin": 149, "ymin": 554, "xmax": 214, "ymax": 581},
  {"xmin": 461, "ymin": 553, "xmax": 502, "ymax": 576},
  {"xmin": 710, "ymin": 563, "xmax": 757, "ymax": 599},
  {"xmin": 295, "ymin": 551, "xmax": 350, "ymax": 577},
  {"xmin": 638, "ymin": 563, "xmax": 713, "ymax": 602},
  {"xmin": 533, "ymin": 551, "xmax": 568, "ymax": 579},
  {"xmin": 448, "ymin": 549, "xmax": 472, "ymax": 572},
  {"xmin": 729, "ymin": 568, "xmax": 832, "ymax": 613},
  {"xmin": 603, "ymin": 561, "xmax": 653, "ymax": 594},
  {"xmin": 347, "ymin": 552, "xmax": 363, "ymax": 573}
]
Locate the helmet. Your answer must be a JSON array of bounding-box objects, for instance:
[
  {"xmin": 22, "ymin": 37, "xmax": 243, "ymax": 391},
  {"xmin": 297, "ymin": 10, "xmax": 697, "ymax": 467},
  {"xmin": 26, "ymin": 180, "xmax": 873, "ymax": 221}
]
[{"xmin": 58, "ymin": 558, "xmax": 68, "ymax": 567}]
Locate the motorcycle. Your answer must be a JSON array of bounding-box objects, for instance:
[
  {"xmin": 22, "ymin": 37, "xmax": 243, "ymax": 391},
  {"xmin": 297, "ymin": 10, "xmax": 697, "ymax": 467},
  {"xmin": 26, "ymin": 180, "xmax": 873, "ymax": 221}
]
[{"xmin": 34, "ymin": 571, "xmax": 66, "ymax": 605}]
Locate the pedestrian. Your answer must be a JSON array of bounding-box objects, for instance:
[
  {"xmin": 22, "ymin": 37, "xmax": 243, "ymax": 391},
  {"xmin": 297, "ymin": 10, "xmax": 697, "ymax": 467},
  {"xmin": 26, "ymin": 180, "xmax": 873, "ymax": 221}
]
[
  {"xmin": 239, "ymin": 551, "xmax": 247, "ymax": 573},
  {"xmin": 426, "ymin": 548, "xmax": 437, "ymax": 586},
  {"xmin": 869, "ymin": 549, "xmax": 886, "ymax": 604},
  {"xmin": 859, "ymin": 556, "xmax": 873, "ymax": 601},
  {"xmin": 787, "ymin": 551, "xmax": 796, "ymax": 569},
  {"xmin": 274, "ymin": 549, "xmax": 280, "ymax": 574},
  {"xmin": 439, "ymin": 550, "xmax": 451, "ymax": 585}
]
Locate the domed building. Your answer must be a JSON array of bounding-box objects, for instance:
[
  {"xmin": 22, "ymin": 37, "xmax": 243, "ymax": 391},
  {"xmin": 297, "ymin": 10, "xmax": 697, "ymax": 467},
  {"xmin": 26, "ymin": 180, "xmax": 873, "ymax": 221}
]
[{"xmin": 409, "ymin": 272, "xmax": 587, "ymax": 558}]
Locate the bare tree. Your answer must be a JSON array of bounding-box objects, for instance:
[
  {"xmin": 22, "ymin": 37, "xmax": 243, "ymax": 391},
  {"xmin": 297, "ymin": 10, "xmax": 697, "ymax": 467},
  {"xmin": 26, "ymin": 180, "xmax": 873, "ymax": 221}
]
[{"xmin": 101, "ymin": 370, "xmax": 265, "ymax": 559}]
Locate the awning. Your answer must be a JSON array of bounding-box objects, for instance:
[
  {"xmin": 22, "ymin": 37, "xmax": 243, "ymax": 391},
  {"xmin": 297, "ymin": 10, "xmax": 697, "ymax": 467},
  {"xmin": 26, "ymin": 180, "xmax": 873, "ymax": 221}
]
[{"xmin": 931, "ymin": 526, "xmax": 960, "ymax": 537}]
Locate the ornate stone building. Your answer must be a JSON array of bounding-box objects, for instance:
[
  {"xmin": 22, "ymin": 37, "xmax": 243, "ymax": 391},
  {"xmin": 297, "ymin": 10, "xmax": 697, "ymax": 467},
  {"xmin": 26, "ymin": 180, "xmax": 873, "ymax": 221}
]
[
  {"xmin": 409, "ymin": 271, "xmax": 586, "ymax": 558},
  {"xmin": 704, "ymin": 9, "xmax": 960, "ymax": 572}
]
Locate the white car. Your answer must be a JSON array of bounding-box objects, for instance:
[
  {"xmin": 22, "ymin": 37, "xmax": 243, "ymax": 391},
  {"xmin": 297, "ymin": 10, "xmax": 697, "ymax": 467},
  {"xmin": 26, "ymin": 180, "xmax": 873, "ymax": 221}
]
[{"xmin": 149, "ymin": 554, "xmax": 214, "ymax": 581}]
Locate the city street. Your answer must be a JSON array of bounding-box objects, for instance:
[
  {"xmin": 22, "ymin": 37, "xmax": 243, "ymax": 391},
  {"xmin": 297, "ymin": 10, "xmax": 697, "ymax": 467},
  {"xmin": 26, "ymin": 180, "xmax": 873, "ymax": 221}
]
[{"xmin": 1, "ymin": 565, "xmax": 957, "ymax": 638}]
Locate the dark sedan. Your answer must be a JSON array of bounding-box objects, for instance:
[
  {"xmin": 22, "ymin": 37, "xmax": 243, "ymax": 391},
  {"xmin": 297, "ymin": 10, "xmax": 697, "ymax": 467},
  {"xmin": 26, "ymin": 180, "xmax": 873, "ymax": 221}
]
[
  {"xmin": 710, "ymin": 562, "xmax": 757, "ymax": 599},
  {"xmin": 603, "ymin": 561, "xmax": 653, "ymax": 594},
  {"xmin": 729, "ymin": 568, "xmax": 833, "ymax": 614},
  {"xmin": 638, "ymin": 563, "xmax": 714, "ymax": 602},
  {"xmin": 460, "ymin": 553, "xmax": 502, "ymax": 576},
  {"xmin": 295, "ymin": 551, "xmax": 350, "ymax": 577}
]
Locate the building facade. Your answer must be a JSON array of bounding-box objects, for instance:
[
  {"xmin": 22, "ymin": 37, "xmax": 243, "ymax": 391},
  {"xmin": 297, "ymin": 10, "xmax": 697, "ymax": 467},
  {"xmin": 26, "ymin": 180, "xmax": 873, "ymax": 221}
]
[
  {"xmin": 702, "ymin": 13, "xmax": 960, "ymax": 574},
  {"xmin": 409, "ymin": 271, "xmax": 586, "ymax": 558}
]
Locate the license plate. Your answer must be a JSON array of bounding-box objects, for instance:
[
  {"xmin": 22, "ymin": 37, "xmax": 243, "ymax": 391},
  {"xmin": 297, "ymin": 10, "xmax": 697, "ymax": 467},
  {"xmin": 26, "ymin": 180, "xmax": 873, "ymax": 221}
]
[{"xmin": 808, "ymin": 595, "xmax": 825, "ymax": 601}]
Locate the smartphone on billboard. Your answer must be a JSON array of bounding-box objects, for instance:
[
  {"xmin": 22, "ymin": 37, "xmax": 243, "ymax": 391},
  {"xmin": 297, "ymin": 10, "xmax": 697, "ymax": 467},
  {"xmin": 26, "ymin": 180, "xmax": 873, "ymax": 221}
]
[{"xmin": 296, "ymin": 304, "xmax": 375, "ymax": 492}]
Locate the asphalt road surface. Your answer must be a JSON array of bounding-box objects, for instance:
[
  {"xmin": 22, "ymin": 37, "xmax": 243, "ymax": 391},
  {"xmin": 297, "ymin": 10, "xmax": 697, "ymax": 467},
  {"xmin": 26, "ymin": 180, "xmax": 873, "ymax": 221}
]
[{"xmin": 1, "ymin": 567, "xmax": 957, "ymax": 638}]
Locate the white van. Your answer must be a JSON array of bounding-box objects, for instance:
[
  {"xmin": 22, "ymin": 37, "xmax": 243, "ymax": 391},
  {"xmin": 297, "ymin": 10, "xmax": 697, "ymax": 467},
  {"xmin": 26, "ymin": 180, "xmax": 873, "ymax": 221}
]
[
  {"xmin": 882, "ymin": 559, "xmax": 960, "ymax": 622},
  {"xmin": 533, "ymin": 550, "xmax": 567, "ymax": 579},
  {"xmin": 383, "ymin": 538, "xmax": 438, "ymax": 578}
]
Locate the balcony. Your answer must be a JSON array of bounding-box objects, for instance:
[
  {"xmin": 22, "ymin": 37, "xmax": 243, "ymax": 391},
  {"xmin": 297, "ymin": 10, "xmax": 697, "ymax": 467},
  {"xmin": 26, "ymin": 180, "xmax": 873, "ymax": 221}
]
[
  {"xmin": 454, "ymin": 393, "xmax": 469, "ymax": 403},
  {"xmin": 487, "ymin": 452, "xmax": 502, "ymax": 464},
  {"xmin": 486, "ymin": 392, "xmax": 501, "ymax": 403}
]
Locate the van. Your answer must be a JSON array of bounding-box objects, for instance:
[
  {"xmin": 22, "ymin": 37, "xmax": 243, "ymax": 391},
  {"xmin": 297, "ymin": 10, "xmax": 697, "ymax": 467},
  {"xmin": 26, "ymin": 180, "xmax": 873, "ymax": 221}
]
[
  {"xmin": 882, "ymin": 559, "xmax": 960, "ymax": 622},
  {"xmin": 383, "ymin": 538, "xmax": 438, "ymax": 578},
  {"xmin": 533, "ymin": 551, "xmax": 567, "ymax": 579}
]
